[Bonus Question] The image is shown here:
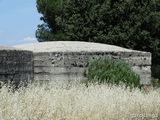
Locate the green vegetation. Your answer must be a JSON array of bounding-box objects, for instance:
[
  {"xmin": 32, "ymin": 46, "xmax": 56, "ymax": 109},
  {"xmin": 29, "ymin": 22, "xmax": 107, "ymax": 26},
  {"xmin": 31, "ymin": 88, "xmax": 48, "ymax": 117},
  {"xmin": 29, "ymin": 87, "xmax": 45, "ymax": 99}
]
[
  {"xmin": 36, "ymin": 0, "xmax": 160, "ymax": 80},
  {"xmin": 151, "ymin": 77, "xmax": 160, "ymax": 88},
  {"xmin": 152, "ymin": 64, "xmax": 160, "ymax": 81},
  {"xmin": 84, "ymin": 58, "xmax": 140, "ymax": 88}
]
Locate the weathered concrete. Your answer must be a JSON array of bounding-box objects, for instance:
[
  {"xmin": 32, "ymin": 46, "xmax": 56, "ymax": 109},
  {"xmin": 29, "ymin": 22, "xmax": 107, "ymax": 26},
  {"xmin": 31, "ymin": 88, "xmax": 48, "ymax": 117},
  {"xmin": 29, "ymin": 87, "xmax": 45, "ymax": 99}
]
[
  {"xmin": 0, "ymin": 45, "xmax": 34, "ymax": 87},
  {"xmin": 14, "ymin": 41, "xmax": 152, "ymax": 85}
]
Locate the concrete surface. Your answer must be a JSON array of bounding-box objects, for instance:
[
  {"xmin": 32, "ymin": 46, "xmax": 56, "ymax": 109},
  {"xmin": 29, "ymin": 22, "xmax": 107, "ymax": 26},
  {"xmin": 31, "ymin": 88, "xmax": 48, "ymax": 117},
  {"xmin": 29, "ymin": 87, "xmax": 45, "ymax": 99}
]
[
  {"xmin": 14, "ymin": 41, "xmax": 151, "ymax": 85},
  {"xmin": 0, "ymin": 45, "xmax": 34, "ymax": 87}
]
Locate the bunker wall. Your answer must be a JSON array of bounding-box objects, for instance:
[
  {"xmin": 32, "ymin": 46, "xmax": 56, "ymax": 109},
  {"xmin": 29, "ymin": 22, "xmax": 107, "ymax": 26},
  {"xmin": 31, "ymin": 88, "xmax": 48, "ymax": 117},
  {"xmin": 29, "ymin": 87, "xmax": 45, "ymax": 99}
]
[
  {"xmin": 0, "ymin": 50, "xmax": 34, "ymax": 87},
  {"xmin": 34, "ymin": 51, "xmax": 151, "ymax": 85}
]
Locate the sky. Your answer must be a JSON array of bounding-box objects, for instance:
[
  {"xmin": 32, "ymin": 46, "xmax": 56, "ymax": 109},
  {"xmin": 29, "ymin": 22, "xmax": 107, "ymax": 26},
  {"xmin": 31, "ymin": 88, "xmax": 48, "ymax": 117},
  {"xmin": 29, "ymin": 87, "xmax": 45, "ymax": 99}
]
[{"xmin": 0, "ymin": 0, "xmax": 42, "ymax": 46}]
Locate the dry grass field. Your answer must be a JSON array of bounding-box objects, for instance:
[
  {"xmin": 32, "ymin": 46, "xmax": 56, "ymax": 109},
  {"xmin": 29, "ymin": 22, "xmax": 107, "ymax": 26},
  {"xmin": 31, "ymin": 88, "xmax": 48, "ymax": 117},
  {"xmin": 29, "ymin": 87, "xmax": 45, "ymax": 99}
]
[{"xmin": 0, "ymin": 82, "xmax": 159, "ymax": 120}]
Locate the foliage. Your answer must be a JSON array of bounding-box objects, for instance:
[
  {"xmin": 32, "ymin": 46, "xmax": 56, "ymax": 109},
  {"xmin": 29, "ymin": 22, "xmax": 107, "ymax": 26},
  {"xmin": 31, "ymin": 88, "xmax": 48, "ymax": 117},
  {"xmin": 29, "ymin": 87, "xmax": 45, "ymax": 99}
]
[
  {"xmin": 36, "ymin": 0, "xmax": 68, "ymax": 41},
  {"xmin": 151, "ymin": 77, "xmax": 160, "ymax": 88},
  {"xmin": 152, "ymin": 64, "xmax": 160, "ymax": 80},
  {"xmin": 84, "ymin": 58, "xmax": 140, "ymax": 88},
  {"xmin": 36, "ymin": 0, "xmax": 160, "ymax": 79}
]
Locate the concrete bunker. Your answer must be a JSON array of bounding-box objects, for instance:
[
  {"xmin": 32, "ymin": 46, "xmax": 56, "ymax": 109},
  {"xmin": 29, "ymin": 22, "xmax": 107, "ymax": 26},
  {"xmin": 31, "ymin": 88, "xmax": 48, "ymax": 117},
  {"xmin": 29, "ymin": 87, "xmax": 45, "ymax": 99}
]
[
  {"xmin": 14, "ymin": 41, "xmax": 151, "ymax": 85},
  {"xmin": 0, "ymin": 45, "xmax": 34, "ymax": 87}
]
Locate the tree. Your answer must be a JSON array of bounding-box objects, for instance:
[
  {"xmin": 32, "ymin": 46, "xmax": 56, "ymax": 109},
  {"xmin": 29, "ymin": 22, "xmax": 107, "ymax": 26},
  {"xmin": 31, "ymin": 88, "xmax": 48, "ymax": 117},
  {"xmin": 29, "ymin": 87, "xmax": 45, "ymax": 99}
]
[
  {"xmin": 36, "ymin": 0, "xmax": 160, "ymax": 79},
  {"xmin": 36, "ymin": 0, "xmax": 68, "ymax": 41}
]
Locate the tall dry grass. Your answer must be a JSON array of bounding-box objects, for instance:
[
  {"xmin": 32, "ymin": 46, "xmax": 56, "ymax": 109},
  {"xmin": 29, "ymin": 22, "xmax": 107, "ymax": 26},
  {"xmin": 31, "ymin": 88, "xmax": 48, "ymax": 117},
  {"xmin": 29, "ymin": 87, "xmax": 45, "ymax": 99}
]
[{"xmin": 0, "ymin": 82, "xmax": 159, "ymax": 120}]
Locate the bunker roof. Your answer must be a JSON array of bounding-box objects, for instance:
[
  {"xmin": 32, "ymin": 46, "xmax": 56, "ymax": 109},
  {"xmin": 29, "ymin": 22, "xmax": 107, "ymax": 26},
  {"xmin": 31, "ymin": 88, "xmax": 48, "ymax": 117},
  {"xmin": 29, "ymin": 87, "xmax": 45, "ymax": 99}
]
[{"xmin": 14, "ymin": 41, "xmax": 146, "ymax": 53}]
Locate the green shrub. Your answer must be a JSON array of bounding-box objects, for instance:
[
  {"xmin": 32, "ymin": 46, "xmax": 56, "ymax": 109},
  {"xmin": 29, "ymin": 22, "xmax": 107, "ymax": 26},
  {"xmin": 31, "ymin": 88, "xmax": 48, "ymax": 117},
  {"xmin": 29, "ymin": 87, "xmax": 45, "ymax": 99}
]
[
  {"xmin": 84, "ymin": 58, "xmax": 140, "ymax": 88},
  {"xmin": 151, "ymin": 77, "xmax": 160, "ymax": 88}
]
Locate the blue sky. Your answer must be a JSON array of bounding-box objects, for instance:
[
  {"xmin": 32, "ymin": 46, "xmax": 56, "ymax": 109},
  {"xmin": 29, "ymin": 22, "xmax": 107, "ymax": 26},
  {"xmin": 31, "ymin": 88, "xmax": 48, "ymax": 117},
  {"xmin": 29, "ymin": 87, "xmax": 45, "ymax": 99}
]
[{"xmin": 0, "ymin": 0, "xmax": 42, "ymax": 46}]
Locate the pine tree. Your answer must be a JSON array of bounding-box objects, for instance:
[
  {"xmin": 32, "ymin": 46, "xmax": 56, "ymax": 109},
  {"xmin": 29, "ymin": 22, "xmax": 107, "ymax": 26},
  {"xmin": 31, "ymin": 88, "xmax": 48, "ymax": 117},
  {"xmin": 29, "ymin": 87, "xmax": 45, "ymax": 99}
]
[{"xmin": 36, "ymin": 0, "xmax": 160, "ymax": 79}]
